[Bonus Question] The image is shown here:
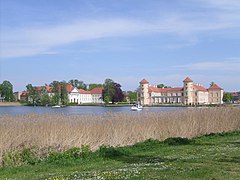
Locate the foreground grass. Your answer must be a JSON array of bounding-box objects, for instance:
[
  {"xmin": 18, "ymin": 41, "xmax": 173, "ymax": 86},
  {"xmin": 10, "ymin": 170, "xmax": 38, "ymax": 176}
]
[{"xmin": 0, "ymin": 131, "xmax": 240, "ymax": 179}]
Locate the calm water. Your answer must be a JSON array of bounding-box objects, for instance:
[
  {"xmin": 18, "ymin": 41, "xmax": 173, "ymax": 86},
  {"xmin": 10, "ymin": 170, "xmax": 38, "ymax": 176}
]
[{"xmin": 0, "ymin": 106, "xmax": 188, "ymax": 115}]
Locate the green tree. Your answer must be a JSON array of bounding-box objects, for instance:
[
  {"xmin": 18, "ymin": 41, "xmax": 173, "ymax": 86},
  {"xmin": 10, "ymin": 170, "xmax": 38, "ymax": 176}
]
[
  {"xmin": 60, "ymin": 81, "xmax": 68, "ymax": 105},
  {"xmin": 0, "ymin": 80, "xmax": 15, "ymax": 101},
  {"xmin": 102, "ymin": 79, "xmax": 124, "ymax": 104},
  {"xmin": 26, "ymin": 84, "xmax": 40, "ymax": 105},
  {"xmin": 88, "ymin": 84, "xmax": 103, "ymax": 91},
  {"xmin": 103, "ymin": 79, "xmax": 115, "ymax": 104},
  {"xmin": 126, "ymin": 91, "xmax": 137, "ymax": 103},
  {"xmin": 39, "ymin": 87, "xmax": 51, "ymax": 106},
  {"xmin": 50, "ymin": 81, "xmax": 61, "ymax": 105},
  {"xmin": 68, "ymin": 79, "xmax": 87, "ymax": 90},
  {"xmin": 50, "ymin": 81, "xmax": 68, "ymax": 105},
  {"xmin": 223, "ymin": 93, "xmax": 233, "ymax": 103},
  {"xmin": 157, "ymin": 84, "xmax": 171, "ymax": 88}
]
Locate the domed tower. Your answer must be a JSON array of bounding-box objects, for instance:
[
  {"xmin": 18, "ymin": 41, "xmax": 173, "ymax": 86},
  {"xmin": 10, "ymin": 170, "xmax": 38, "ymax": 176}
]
[
  {"xmin": 183, "ymin": 77, "xmax": 193, "ymax": 105},
  {"xmin": 139, "ymin": 79, "xmax": 150, "ymax": 106}
]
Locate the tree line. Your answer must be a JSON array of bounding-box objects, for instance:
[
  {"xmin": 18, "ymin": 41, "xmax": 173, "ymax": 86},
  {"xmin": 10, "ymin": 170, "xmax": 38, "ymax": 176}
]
[{"xmin": 0, "ymin": 79, "xmax": 138, "ymax": 105}]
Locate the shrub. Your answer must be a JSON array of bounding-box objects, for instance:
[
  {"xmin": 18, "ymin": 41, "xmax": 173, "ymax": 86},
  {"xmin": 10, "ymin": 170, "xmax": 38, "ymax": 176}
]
[
  {"xmin": 163, "ymin": 137, "xmax": 193, "ymax": 146},
  {"xmin": 98, "ymin": 145, "xmax": 126, "ymax": 158},
  {"xmin": 48, "ymin": 145, "xmax": 91, "ymax": 163},
  {"xmin": 2, "ymin": 148, "xmax": 39, "ymax": 166}
]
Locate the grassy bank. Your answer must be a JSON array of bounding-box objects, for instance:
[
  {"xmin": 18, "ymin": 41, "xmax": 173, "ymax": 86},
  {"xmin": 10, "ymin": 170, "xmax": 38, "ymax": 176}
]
[{"xmin": 0, "ymin": 131, "xmax": 239, "ymax": 179}]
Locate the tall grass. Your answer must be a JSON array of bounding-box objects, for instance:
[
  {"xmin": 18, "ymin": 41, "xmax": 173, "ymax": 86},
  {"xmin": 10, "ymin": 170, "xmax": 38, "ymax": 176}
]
[{"xmin": 0, "ymin": 108, "xmax": 240, "ymax": 165}]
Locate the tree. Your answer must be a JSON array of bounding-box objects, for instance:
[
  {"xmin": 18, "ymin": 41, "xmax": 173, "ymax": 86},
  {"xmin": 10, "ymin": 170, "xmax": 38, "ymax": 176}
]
[
  {"xmin": 102, "ymin": 79, "xmax": 124, "ymax": 103},
  {"xmin": 50, "ymin": 81, "xmax": 61, "ymax": 105},
  {"xmin": 39, "ymin": 86, "xmax": 51, "ymax": 106},
  {"xmin": 103, "ymin": 79, "xmax": 115, "ymax": 104},
  {"xmin": 88, "ymin": 84, "xmax": 103, "ymax": 91},
  {"xmin": 210, "ymin": 82, "xmax": 215, "ymax": 86},
  {"xmin": 68, "ymin": 79, "xmax": 87, "ymax": 90},
  {"xmin": 112, "ymin": 83, "xmax": 124, "ymax": 103},
  {"xmin": 126, "ymin": 91, "xmax": 137, "ymax": 103},
  {"xmin": 0, "ymin": 80, "xmax": 15, "ymax": 101},
  {"xmin": 60, "ymin": 81, "xmax": 68, "ymax": 105},
  {"xmin": 26, "ymin": 84, "xmax": 40, "ymax": 105},
  {"xmin": 50, "ymin": 81, "xmax": 68, "ymax": 105},
  {"xmin": 157, "ymin": 84, "xmax": 171, "ymax": 88},
  {"xmin": 223, "ymin": 93, "xmax": 233, "ymax": 103}
]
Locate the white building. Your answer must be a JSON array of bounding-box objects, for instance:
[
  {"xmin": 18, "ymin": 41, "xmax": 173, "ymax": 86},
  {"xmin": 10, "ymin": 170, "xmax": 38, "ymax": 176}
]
[{"xmin": 139, "ymin": 77, "xmax": 223, "ymax": 106}]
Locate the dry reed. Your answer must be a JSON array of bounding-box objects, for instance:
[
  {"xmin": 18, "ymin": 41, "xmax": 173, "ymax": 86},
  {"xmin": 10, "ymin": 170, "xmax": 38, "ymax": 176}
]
[{"xmin": 0, "ymin": 107, "xmax": 240, "ymax": 164}]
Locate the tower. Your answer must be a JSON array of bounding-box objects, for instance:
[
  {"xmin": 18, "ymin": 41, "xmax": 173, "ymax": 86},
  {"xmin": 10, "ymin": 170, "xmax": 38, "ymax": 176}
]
[
  {"xmin": 139, "ymin": 79, "xmax": 150, "ymax": 106},
  {"xmin": 183, "ymin": 77, "xmax": 193, "ymax": 105}
]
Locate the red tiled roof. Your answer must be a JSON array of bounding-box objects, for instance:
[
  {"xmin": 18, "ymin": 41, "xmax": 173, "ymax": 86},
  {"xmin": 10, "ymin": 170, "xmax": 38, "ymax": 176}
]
[
  {"xmin": 183, "ymin": 77, "xmax": 193, "ymax": 82},
  {"xmin": 140, "ymin": 79, "xmax": 149, "ymax": 84},
  {"xmin": 149, "ymin": 86, "xmax": 183, "ymax": 93},
  {"xmin": 21, "ymin": 91, "xmax": 28, "ymax": 96},
  {"xmin": 208, "ymin": 84, "xmax": 223, "ymax": 90},
  {"xmin": 66, "ymin": 84, "xmax": 75, "ymax": 92},
  {"xmin": 36, "ymin": 86, "xmax": 42, "ymax": 91},
  {"xmin": 46, "ymin": 86, "xmax": 53, "ymax": 93},
  {"xmin": 90, "ymin": 87, "xmax": 103, "ymax": 94},
  {"xmin": 193, "ymin": 84, "xmax": 207, "ymax": 92},
  {"xmin": 79, "ymin": 89, "xmax": 91, "ymax": 94}
]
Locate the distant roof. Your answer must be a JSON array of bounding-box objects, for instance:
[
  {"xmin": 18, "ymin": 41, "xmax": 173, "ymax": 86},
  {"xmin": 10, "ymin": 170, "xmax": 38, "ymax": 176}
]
[
  {"xmin": 78, "ymin": 89, "xmax": 91, "ymax": 94},
  {"xmin": 208, "ymin": 84, "xmax": 223, "ymax": 90},
  {"xmin": 66, "ymin": 84, "xmax": 75, "ymax": 92},
  {"xmin": 183, "ymin": 77, "xmax": 193, "ymax": 82},
  {"xmin": 193, "ymin": 84, "xmax": 207, "ymax": 92},
  {"xmin": 90, "ymin": 87, "xmax": 103, "ymax": 94},
  {"xmin": 140, "ymin": 79, "xmax": 149, "ymax": 84},
  {"xmin": 149, "ymin": 86, "xmax": 183, "ymax": 93}
]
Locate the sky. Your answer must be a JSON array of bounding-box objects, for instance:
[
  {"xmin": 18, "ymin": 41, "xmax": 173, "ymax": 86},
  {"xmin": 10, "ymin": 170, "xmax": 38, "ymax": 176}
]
[{"xmin": 0, "ymin": 0, "xmax": 240, "ymax": 92}]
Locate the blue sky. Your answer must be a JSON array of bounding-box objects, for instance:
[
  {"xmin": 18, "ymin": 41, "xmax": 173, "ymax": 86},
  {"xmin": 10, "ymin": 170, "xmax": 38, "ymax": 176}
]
[{"xmin": 0, "ymin": 0, "xmax": 240, "ymax": 92}]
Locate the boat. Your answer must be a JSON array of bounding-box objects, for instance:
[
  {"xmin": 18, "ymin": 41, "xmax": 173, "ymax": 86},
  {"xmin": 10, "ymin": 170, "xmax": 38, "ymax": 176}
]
[
  {"xmin": 52, "ymin": 105, "xmax": 61, "ymax": 108},
  {"xmin": 131, "ymin": 104, "xmax": 143, "ymax": 111}
]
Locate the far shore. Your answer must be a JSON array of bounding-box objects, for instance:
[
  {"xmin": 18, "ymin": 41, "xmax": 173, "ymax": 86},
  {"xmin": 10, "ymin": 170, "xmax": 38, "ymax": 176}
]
[{"xmin": 0, "ymin": 102, "xmax": 23, "ymax": 106}]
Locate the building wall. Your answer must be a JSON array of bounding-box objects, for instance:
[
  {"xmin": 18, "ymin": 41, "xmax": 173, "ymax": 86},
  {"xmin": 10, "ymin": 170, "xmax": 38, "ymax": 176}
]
[
  {"xmin": 183, "ymin": 81, "xmax": 194, "ymax": 105},
  {"xmin": 139, "ymin": 79, "xmax": 223, "ymax": 106},
  {"xmin": 68, "ymin": 92, "xmax": 103, "ymax": 104},
  {"xmin": 208, "ymin": 90, "xmax": 223, "ymax": 104},
  {"xmin": 140, "ymin": 82, "xmax": 150, "ymax": 105},
  {"xmin": 196, "ymin": 91, "xmax": 209, "ymax": 104}
]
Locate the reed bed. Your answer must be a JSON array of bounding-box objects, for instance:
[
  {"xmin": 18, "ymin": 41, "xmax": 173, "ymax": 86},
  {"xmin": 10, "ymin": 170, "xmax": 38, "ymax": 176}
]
[{"xmin": 0, "ymin": 107, "xmax": 240, "ymax": 164}]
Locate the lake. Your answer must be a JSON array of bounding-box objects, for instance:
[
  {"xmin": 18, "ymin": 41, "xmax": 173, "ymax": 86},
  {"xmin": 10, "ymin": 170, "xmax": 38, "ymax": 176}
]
[{"xmin": 0, "ymin": 106, "xmax": 189, "ymax": 115}]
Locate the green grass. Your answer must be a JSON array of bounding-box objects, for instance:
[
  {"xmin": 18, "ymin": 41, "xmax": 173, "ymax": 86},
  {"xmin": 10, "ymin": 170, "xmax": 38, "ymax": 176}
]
[{"xmin": 0, "ymin": 131, "xmax": 240, "ymax": 179}]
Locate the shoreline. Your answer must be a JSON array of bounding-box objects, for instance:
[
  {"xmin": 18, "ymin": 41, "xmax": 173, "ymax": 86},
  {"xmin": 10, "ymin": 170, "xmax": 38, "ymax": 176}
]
[{"xmin": 0, "ymin": 102, "xmax": 23, "ymax": 107}]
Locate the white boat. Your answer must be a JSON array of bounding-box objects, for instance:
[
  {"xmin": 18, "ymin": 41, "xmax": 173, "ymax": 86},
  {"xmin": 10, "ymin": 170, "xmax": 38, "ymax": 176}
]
[
  {"xmin": 131, "ymin": 104, "xmax": 143, "ymax": 111},
  {"xmin": 52, "ymin": 105, "xmax": 61, "ymax": 108}
]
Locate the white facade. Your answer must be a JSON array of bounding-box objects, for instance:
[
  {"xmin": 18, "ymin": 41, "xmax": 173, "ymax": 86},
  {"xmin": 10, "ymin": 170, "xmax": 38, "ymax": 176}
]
[{"xmin": 68, "ymin": 87, "xmax": 103, "ymax": 104}]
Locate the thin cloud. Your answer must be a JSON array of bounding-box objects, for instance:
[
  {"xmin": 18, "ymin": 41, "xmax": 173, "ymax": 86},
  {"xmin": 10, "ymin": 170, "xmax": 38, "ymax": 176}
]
[
  {"xmin": 1, "ymin": 0, "xmax": 240, "ymax": 59},
  {"xmin": 200, "ymin": 0, "xmax": 240, "ymax": 10},
  {"xmin": 174, "ymin": 59, "xmax": 240, "ymax": 71}
]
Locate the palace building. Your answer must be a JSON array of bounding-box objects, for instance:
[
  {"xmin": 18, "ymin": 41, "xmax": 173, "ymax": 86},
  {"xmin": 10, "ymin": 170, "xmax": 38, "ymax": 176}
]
[{"xmin": 139, "ymin": 77, "xmax": 223, "ymax": 106}]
